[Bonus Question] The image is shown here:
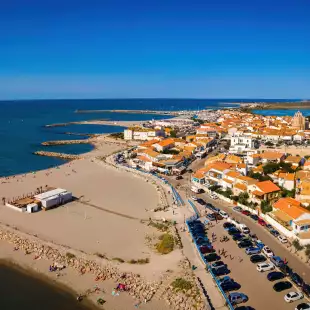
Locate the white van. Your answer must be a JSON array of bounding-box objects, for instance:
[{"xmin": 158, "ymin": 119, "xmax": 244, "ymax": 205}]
[
  {"xmin": 191, "ymin": 186, "xmax": 202, "ymax": 194},
  {"xmin": 219, "ymin": 210, "xmax": 229, "ymax": 219},
  {"xmin": 239, "ymin": 224, "xmax": 250, "ymax": 234}
]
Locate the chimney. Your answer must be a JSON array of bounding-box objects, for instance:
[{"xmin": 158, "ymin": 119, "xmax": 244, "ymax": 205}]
[{"xmin": 288, "ymin": 204, "xmax": 291, "ymax": 208}]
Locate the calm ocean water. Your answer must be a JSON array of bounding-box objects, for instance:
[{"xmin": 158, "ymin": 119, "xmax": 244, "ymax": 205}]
[
  {"xmin": 252, "ymin": 109, "xmax": 310, "ymax": 117},
  {"xmin": 0, "ymin": 264, "xmax": 93, "ymax": 310},
  {"xmin": 0, "ymin": 98, "xmax": 298, "ymax": 177}
]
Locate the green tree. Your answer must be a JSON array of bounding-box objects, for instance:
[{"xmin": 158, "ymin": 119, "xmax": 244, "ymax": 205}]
[
  {"xmin": 305, "ymin": 244, "xmax": 310, "ymax": 262},
  {"xmin": 292, "ymin": 239, "xmax": 304, "ymax": 253},
  {"xmin": 238, "ymin": 192, "xmax": 249, "ymax": 206},
  {"xmin": 170, "ymin": 130, "xmax": 177, "ymax": 138},
  {"xmin": 261, "ymin": 200, "xmax": 272, "ymax": 214},
  {"xmin": 265, "ymin": 141, "xmax": 274, "ymax": 146}
]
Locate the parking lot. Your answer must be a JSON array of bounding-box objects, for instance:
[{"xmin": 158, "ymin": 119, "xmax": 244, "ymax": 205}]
[
  {"xmin": 188, "ymin": 192, "xmax": 310, "ymax": 310},
  {"xmin": 206, "ymin": 217, "xmax": 308, "ymax": 309}
]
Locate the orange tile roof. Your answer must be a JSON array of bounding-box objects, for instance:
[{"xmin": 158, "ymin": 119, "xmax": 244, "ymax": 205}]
[
  {"xmin": 225, "ymin": 155, "xmax": 243, "ymax": 164},
  {"xmin": 139, "ymin": 139, "xmax": 161, "ymax": 147},
  {"xmin": 273, "ymin": 197, "xmax": 309, "ymax": 220},
  {"xmin": 278, "ymin": 173, "xmax": 295, "ymax": 181},
  {"xmin": 155, "ymin": 138, "xmax": 175, "ymax": 147},
  {"xmin": 137, "ymin": 155, "xmax": 152, "ymax": 162},
  {"xmin": 260, "ymin": 152, "xmax": 284, "ymax": 160},
  {"xmin": 234, "ymin": 183, "xmax": 247, "ymax": 191},
  {"xmin": 223, "ymin": 178, "xmax": 234, "ymax": 184},
  {"xmin": 285, "ymin": 156, "xmax": 302, "ymax": 164},
  {"xmin": 255, "ymin": 180, "xmax": 281, "ymax": 194},
  {"xmin": 252, "ymin": 190, "xmax": 265, "ymax": 196},
  {"xmin": 142, "ymin": 149, "xmax": 160, "ymax": 158},
  {"xmin": 210, "ymin": 162, "xmax": 232, "ymax": 172},
  {"xmin": 225, "ymin": 171, "xmax": 241, "ymax": 178}
]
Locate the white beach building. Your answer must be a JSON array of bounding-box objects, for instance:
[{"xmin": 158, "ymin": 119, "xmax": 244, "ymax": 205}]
[{"xmin": 34, "ymin": 188, "xmax": 72, "ymax": 210}]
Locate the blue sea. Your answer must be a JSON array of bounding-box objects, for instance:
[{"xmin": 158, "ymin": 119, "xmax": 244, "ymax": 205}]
[{"xmin": 0, "ymin": 98, "xmax": 300, "ymax": 177}]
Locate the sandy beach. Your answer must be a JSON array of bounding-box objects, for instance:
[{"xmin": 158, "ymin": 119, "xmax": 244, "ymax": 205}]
[{"xmin": 0, "ymin": 134, "xmax": 205, "ymax": 310}]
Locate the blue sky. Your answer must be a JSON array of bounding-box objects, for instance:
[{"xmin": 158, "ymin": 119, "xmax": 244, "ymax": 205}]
[{"xmin": 0, "ymin": 0, "xmax": 309, "ymax": 99}]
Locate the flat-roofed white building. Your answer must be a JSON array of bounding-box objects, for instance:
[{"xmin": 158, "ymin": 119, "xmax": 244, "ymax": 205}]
[
  {"xmin": 34, "ymin": 188, "xmax": 72, "ymax": 210},
  {"xmin": 124, "ymin": 127, "xmax": 165, "ymax": 141}
]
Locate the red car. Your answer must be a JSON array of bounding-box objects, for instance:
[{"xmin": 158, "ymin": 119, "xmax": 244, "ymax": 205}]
[
  {"xmin": 258, "ymin": 218, "xmax": 266, "ymax": 226},
  {"xmin": 242, "ymin": 210, "xmax": 251, "ymax": 216}
]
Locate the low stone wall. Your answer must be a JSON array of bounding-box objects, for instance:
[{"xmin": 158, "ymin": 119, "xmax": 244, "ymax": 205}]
[{"xmin": 42, "ymin": 140, "xmax": 90, "ymax": 146}]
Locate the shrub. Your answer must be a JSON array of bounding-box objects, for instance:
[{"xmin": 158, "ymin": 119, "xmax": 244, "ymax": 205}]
[
  {"xmin": 171, "ymin": 278, "xmax": 193, "ymax": 292},
  {"xmin": 157, "ymin": 233, "xmax": 174, "ymax": 254},
  {"xmin": 66, "ymin": 252, "xmax": 76, "ymax": 259},
  {"xmin": 95, "ymin": 252, "xmax": 107, "ymax": 259},
  {"xmin": 112, "ymin": 257, "xmax": 125, "ymax": 263}
]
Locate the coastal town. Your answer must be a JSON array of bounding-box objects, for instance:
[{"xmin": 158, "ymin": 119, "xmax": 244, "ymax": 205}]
[{"xmin": 2, "ymin": 108, "xmax": 310, "ymax": 310}]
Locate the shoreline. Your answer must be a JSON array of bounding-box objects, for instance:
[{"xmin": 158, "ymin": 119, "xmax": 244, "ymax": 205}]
[{"xmin": 0, "ymin": 258, "xmax": 95, "ymax": 309}]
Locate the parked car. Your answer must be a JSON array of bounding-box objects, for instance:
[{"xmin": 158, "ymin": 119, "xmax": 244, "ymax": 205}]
[
  {"xmin": 191, "ymin": 196, "xmax": 198, "ymax": 201},
  {"xmin": 238, "ymin": 240, "xmax": 253, "ymax": 248},
  {"xmin": 249, "ymin": 233, "xmax": 258, "ymax": 241},
  {"xmin": 219, "ymin": 210, "xmax": 229, "ymax": 219},
  {"xmin": 228, "ymin": 228, "xmax": 241, "ymax": 235},
  {"xmin": 258, "ymin": 218, "xmax": 266, "ymax": 226},
  {"xmin": 267, "ymin": 271, "xmax": 285, "ymax": 281},
  {"xmin": 278, "ymin": 235, "xmax": 288, "ymax": 243},
  {"xmin": 234, "ymin": 307, "xmax": 255, "ymax": 310},
  {"xmin": 206, "ymin": 213, "xmax": 216, "ymax": 221},
  {"xmin": 221, "ymin": 281, "xmax": 241, "ymax": 292},
  {"xmin": 218, "ymin": 276, "xmax": 233, "ymax": 285},
  {"xmin": 256, "ymin": 262, "xmax": 275, "ymax": 272},
  {"xmin": 211, "ymin": 266, "xmax": 230, "ymax": 276},
  {"xmin": 250, "ymin": 214, "xmax": 259, "ymax": 221},
  {"xmin": 223, "ymin": 222, "xmax": 235, "ymax": 230},
  {"xmin": 242, "ymin": 210, "xmax": 251, "ymax": 216},
  {"xmin": 199, "ymin": 245, "xmax": 215, "ymax": 254},
  {"xmin": 302, "ymin": 284, "xmax": 310, "ymax": 297},
  {"xmin": 211, "ymin": 261, "xmax": 227, "ymax": 269},
  {"xmin": 291, "ymin": 273, "xmax": 304, "ymax": 287},
  {"xmin": 279, "ymin": 264, "xmax": 293, "ymax": 276},
  {"xmin": 273, "ymin": 281, "xmax": 293, "ymax": 292},
  {"xmin": 175, "ymin": 175, "xmax": 183, "ymax": 180},
  {"xmin": 197, "ymin": 198, "xmax": 206, "ymax": 205},
  {"xmin": 295, "ymin": 303, "xmax": 310, "ymax": 310},
  {"xmin": 270, "ymin": 229, "xmax": 280, "ymax": 237},
  {"xmin": 250, "ymin": 254, "xmax": 267, "ymax": 263},
  {"xmin": 204, "ymin": 253, "xmax": 220, "ymax": 262},
  {"xmin": 262, "ymin": 246, "xmax": 274, "ymax": 258},
  {"xmin": 228, "ymin": 292, "xmax": 248, "ymax": 305},
  {"xmin": 233, "ymin": 234, "xmax": 245, "ymax": 241},
  {"xmin": 245, "ymin": 247, "xmax": 261, "ymax": 255},
  {"xmin": 284, "ymin": 291, "xmax": 304, "ymax": 303},
  {"xmin": 270, "ymin": 256, "xmax": 284, "ymax": 267},
  {"xmin": 265, "ymin": 224, "xmax": 273, "ymax": 230},
  {"xmin": 233, "ymin": 206, "xmax": 243, "ymax": 212}
]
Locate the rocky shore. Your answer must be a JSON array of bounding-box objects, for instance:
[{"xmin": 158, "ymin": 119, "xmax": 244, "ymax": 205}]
[{"xmin": 33, "ymin": 151, "xmax": 83, "ymax": 160}]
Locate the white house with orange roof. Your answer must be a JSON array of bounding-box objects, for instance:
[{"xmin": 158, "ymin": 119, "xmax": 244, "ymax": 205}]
[
  {"xmin": 222, "ymin": 170, "xmax": 241, "ymax": 189},
  {"xmin": 278, "ymin": 173, "xmax": 295, "ymax": 191},
  {"xmin": 229, "ymin": 135, "xmax": 255, "ymax": 155},
  {"xmin": 260, "ymin": 151, "xmax": 285, "ymax": 164},
  {"xmin": 247, "ymin": 180, "xmax": 281, "ymax": 205},
  {"xmin": 153, "ymin": 138, "xmax": 175, "ymax": 152},
  {"xmin": 206, "ymin": 162, "xmax": 232, "ymax": 186}
]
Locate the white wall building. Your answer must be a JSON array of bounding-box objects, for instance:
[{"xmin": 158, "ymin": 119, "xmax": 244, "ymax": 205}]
[
  {"xmin": 124, "ymin": 127, "xmax": 165, "ymax": 141},
  {"xmin": 229, "ymin": 136, "xmax": 255, "ymax": 154},
  {"xmin": 34, "ymin": 188, "xmax": 72, "ymax": 210}
]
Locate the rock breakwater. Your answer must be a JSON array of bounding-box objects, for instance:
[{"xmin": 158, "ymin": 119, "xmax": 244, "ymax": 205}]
[
  {"xmin": 42, "ymin": 140, "xmax": 91, "ymax": 146},
  {"xmin": 34, "ymin": 151, "xmax": 82, "ymax": 160}
]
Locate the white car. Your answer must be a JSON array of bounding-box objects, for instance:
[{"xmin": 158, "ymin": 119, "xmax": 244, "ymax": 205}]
[
  {"xmin": 278, "ymin": 235, "xmax": 288, "ymax": 243},
  {"xmin": 256, "ymin": 262, "xmax": 275, "ymax": 272},
  {"xmin": 219, "ymin": 210, "xmax": 229, "ymax": 219},
  {"xmin": 262, "ymin": 246, "xmax": 274, "ymax": 258},
  {"xmin": 191, "ymin": 196, "xmax": 198, "ymax": 201},
  {"xmin": 284, "ymin": 291, "xmax": 303, "ymax": 303},
  {"xmin": 295, "ymin": 303, "xmax": 310, "ymax": 310}
]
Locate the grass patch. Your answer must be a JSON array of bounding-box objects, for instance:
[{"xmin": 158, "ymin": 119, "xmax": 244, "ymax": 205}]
[
  {"xmin": 112, "ymin": 257, "xmax": 125, "ymax": 263},
  {"xmin": 109, "ymin": 132, "xmax": 124, "ymax": 139},
  {"xmin": 148, "ymin": 220, "xmax": 171, "ymax": 232},
  {"xmin": 94, "ymin": 252, "xmax": 107, "ymax": 259},
  {"xmin": 127, "ymin": 258, "xmax": 150, "ymax": 264},
  {"xmin": 157, "ymin": 233, "xmax": 174, "ymax": 254},
  {"xmin": 171, "ymin": 278, "xmax": 193, "ymax": 292},
  {"xmin": 66, "ymin": 252, "xmax": 76, "ymax": 259}
]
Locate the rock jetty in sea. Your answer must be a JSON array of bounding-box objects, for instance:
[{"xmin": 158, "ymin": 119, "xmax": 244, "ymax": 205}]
[
  {"xmin": 33, "ymin": 151, "xmax": 82, "ymax": 160},
  {"xmin": 42, "ymin": 140, "xmax": 90, "ymax": 146}
]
